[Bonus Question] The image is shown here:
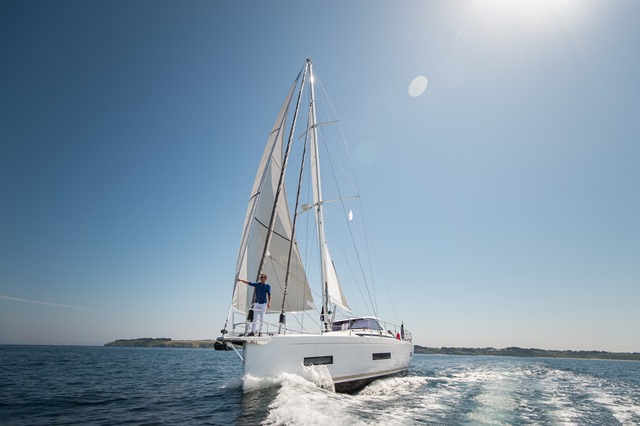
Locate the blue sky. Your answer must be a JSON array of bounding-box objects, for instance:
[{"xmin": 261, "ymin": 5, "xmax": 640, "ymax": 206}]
[{"xmin": 1, "ymin": 0, "xmax": 638, "ymax": 352}]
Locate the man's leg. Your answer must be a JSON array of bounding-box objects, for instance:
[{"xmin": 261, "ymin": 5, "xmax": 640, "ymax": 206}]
[
  {"xmin": 249, "ymin": 305, "xmax": 257, "ymax": 335},
  {"xmin": 256, "ymin": 303, "xmax": 266, "ymax": 335}
]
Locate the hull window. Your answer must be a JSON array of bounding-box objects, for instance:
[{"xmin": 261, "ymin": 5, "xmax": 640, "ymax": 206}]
[
  {"xmin": 372, "ymin": 352, "xmax": 391, "ymax": 360},
  {"xmin": 304, "ymin": 356, "xmax": 334, "ymax": 366}
]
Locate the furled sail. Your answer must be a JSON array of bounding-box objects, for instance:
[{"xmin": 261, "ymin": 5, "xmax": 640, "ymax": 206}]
[
  {"xmin": 232, "ymin": 77, "xmax": 314, "ymax": 314},
  {"xmin": 324, "ymin": 244, "xmax": 351, "ymax": 312},
  {"xmin": 305, "ymin": 71, "xmax": 351, "ymax": 319}
]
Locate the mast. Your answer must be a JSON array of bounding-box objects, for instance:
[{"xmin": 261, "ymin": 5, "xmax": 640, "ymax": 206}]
[
  {"xmin": 307, "ymin": 59, "xmax": 331, "ymax": 331},
  {"xmin": 278, "ymin": 104, "xmax": 310, "ymax": 333}
]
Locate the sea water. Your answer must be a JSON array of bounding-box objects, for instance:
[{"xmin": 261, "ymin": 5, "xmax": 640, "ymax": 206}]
[{"xmin": 1, "ymin": 345, "xmax": 639, "ymax": 425}]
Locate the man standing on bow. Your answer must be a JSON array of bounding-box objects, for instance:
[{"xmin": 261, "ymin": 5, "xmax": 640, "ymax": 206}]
[{"xmin": 237, "ymin": 273, "xmax": 271, "ymax": 336}]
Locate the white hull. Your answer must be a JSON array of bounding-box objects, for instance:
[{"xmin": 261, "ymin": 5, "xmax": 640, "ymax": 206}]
[{"xmin": 227, "ymin": 331, "xmax": 414, "ymax": 392}]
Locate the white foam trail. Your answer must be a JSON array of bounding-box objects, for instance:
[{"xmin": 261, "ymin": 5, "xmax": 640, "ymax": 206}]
[
  {"xmin": 542, "ymin": 367, "xmax": 640, "ymax": 425},
  {"xmin": 263, "ymin": 374, "xmax": 431, "ymax": 425},
  {"xmin": 243, "ymin": 374, "xmax": 286, "ymax": 392},
  {"xmin": 264, "ymin": 374, "xmax": 360, "ymax": 426},
  {"xmin": 243, "ymin": 365, "xmax": 335, "ymax": 394},
  {"xmin": 299, "ymin": 364, "xmax": 335, "ymax": 391},
  {"xmin": 467, "ymin": 372, "xmax": 519, "ymax": 425},
  {"xmin": 252, "ymin": 359, "xmax": 640, "ymax": 425},
  {"xmin": 357, "ymin": 375, "xmax": 428, "ymax": 397}
]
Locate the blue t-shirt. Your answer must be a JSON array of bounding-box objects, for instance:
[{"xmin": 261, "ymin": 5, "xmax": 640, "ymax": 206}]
[{"xmin": 249, "ymin": 282, "xmax": 271, "ymax": 304}]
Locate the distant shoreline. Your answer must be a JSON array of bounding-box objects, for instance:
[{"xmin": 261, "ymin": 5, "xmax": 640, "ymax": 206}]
[
  {"xmin": 104, "ymin": 338, "xmax": 217, "ymax": 349},
  {"xmin": 414, "ymin": 346, "xmax": 640, "ymax": 361},
  {"xmin": 103, "ymin": 338, "xmax": 640, "ymax": 361}
]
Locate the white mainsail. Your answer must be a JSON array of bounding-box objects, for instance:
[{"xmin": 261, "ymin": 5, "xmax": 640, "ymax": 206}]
[{"xmin": 232, "ymin": 77, "xmax": 314, "ymax": 314}]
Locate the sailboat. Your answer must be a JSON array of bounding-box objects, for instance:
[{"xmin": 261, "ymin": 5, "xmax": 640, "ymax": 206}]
[{"xmin": 218, "ymin": 59, "xmax": 413, "ymax": 393}]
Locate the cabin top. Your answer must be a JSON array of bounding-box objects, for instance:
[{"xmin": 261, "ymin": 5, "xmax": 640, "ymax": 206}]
[{"xmin": 331, "ymin": 317, "xmax": 382, "ymax": 332}]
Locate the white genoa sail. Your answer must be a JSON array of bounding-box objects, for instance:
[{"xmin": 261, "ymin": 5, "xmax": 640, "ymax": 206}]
[
  {"xmin": 232, "ymin": 77, "xmax": 314, "ymax": 315},
  {"xmin": 325, "ymin": 244, "xmax": 350, "ymax": 312}
]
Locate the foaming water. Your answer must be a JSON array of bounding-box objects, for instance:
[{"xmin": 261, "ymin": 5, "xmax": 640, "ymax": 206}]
[
  {"xmin": 1, "ymin": 347, "xmax": 639, "ymax": 425},
  {"xmin": 244, "ymin": 364, "xmax": 335, "ymax": 394},
  {"xmin": 260, "ymin": 358, "xmax": 640, "ymax": 426},
  {"xmin": 404, "ymin": 357, "xmax": 640, "ymax": 425},
  {"xmin": 265, "ymin": 376, "xmax": 350, "ymax": 426}
]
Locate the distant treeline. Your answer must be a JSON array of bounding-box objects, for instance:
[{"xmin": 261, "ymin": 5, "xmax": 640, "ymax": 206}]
[
  {"xmin": 415, "ymin": 346, "xmax": 640, "ymax": 361},
  {"xmin": 104, "ymin": 338, "xmax": 217, "ymax": 348}
]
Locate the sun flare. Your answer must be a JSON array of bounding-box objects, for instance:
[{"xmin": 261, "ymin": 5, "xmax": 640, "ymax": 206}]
[{"xmin": 471, "ymin": 0, "xmax": 586, "ymax": 33}]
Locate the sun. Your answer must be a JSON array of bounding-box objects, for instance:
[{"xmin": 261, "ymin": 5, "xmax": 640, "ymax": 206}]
[{"xmin": 469, "ymin": 0, "xmax": 586, "ymax": 34}]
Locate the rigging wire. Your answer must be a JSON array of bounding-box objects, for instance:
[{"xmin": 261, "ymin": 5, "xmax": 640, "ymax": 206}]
[
  {"xmin": 313, "ymin": 75, "xmax": 379, "ymax": 317},
  {"xmin": 315, "ymin": 74, "xmax": 403, "ymax": 323},
  {"xmin": 318, "ymin": 128, "xmax": 377, "ymax": 317},
  {"xmin": 315, "ymin": 76, "xmax": 399, "ymax": 321}
]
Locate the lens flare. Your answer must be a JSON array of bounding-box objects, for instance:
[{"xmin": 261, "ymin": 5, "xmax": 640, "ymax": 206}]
[{"xmin": 409, "ymin": 76, "xmax": 428, "ymax": 97}]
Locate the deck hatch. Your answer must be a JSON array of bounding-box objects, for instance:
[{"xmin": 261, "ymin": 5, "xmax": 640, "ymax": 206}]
[
  {"xmin": 303, "ymin": 355, "xmax": 334, "ymax": 366},
  {"xmin": 372, "ymin": 352, "xmax": 391, "ymax": 360}
]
